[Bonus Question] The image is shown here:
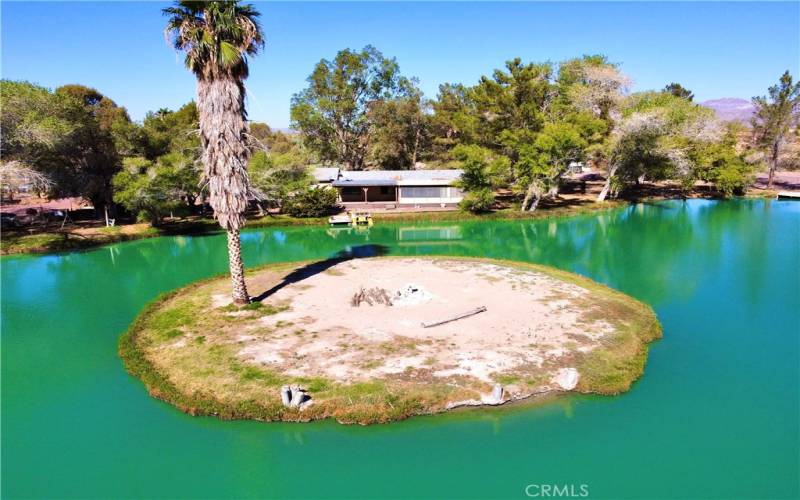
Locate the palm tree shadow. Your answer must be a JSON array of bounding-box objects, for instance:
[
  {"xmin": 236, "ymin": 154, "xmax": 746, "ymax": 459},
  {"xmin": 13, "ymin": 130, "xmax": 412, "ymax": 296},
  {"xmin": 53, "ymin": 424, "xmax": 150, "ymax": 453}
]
[{"xmin": 252, "ymin": 244, "xmax": 391, "ymax": 301}]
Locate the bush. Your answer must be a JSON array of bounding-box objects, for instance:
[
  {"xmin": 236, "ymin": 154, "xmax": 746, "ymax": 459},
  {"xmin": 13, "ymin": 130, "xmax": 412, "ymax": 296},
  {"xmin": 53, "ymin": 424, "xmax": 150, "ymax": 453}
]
[
  {"xmin": 459, "ymin": 188, "xmax": 495, "ymax": 213},
  {"xmin": 715, "ymin": 163, "xmax": 752, "ymax": 197},
  {"xmin": 282, "ymin": 187, "xmax": 339, "ymax": 217}
]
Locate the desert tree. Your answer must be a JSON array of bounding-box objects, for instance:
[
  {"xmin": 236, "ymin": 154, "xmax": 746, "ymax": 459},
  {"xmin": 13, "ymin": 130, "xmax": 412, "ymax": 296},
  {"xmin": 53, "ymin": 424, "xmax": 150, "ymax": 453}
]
[
  {"xmin": 163, "ymin": 0, "xmax": 264, "ymax": 304},
  {"xmin": 663, "ymin": 83, "xmax": 694, "ymax": 101},
  {"xmin": 751, "ymin": 71, "xmax": 800, "ymax": 188},
  {"xmin": 290, "ymin": 46, "xmax": 409, "ymax": 170},
  {"xmin": 0, "ymin": 161, "xmax": 54, "ymax": 199}
]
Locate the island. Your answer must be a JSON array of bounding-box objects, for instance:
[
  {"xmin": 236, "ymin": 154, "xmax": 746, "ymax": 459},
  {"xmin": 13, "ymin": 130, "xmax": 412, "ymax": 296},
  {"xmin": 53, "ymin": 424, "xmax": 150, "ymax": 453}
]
[{"xmin": 120, "ymin": 256, "xmax": 662, "ymax": 424}]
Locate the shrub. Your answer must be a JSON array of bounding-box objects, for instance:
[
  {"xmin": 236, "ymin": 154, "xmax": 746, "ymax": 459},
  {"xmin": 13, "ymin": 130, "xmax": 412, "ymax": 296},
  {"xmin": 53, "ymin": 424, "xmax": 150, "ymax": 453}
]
[
  {"xmin": 714, "ymin": 161, "xmax": 753, "ymax": 197},
  {"xmin": 282, "ymin": 187, "xmax": 339, "ymax": 217},
  {"xmin": 459, "ymin": 187, "xmax": 495, "ymax": 213}
]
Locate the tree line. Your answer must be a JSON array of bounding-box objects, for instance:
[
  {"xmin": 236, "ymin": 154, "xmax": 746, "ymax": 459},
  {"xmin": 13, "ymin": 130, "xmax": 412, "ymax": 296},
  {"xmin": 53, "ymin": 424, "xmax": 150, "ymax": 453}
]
[
  {"xmin": 0, "ymin": 81, "xmax": 317, "ymax": 224},
  {"xmin": 290, "ymin": 47, "xmax": 799, "ymax": 211},
  {"xmin": 2, "ymin": 47, "xmax": 798, "ymax": 220}
]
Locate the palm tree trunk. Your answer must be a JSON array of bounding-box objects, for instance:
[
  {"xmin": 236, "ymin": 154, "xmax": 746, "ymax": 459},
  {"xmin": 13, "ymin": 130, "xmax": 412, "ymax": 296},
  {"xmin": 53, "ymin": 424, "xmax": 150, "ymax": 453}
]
[
  {"xmin": 227, "ymin": 229, "xmax": 250, "ymax": 305},
  {"xmin": 196, "ymin": 77, "xmax": 253, "ymax": 304}
]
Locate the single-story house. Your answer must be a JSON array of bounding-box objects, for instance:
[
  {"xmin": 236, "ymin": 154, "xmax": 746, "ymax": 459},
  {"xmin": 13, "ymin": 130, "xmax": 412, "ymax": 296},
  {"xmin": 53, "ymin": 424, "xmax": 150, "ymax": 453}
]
[{"xmin": 313, "ymin": 168, "xmax": 464, "ymax": 207}]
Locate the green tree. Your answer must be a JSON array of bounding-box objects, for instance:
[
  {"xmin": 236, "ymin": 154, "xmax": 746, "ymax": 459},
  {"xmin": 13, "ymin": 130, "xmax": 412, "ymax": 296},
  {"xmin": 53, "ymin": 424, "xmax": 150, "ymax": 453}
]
[
  {"xmin": 112, "ymin": 157, "xmax": 185, "ymax": 225},
  {"xmin": 140, "ymin": 101, "xmax": 200, "ymax": 160},
  {"xmin": 452, "ymin": 144, "xmax": 508, "ymax": 212},
  {"xmin": 368, "ymin": 84, "xmax": 429, "ymax": 169},
  {"xmin": 597, "ymin": 92, "xmax": 733, "ymax": 200},
  {"xmin": 290, "ymin": 45, "xmax": 411, "ymax": 170},
  {"xmin": 164, "ymin": 0, "xmax": 264, "ymax": 305},
  {"xmin": 663, "ymin": 82, "xmax": 694, "ymax": 101},
  {"xmin": 469, "ymin": 59, "xmax": 554, "ymax": 159},
  {"xmin": 428, "ymin": 83, "xmax": 479, "ymax": 160},
  {"xmin": 282, "ymin": 187, "xmax": 338, "ymax": 217},
  {"xmin": 751, "ymin": 71, "xmax": 800, "ymax": 188},
  {"xmin": 516, "ymin": 122, "xmax": 587, "ymax": 211},
  {"xmin": 0, "ymin": 80, "xmax": 126, "ymax": 211},
  {"xmin": 248, "ymin": 149, "xmax": 311, "ymax": 211}
]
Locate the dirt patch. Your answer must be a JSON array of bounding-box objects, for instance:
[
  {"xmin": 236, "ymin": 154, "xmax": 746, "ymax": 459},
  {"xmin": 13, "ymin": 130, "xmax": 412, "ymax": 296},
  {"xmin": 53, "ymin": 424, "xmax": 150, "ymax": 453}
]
[{"xmin": 122, "ymin": 257, "xmax": 662, "ymax": 424}]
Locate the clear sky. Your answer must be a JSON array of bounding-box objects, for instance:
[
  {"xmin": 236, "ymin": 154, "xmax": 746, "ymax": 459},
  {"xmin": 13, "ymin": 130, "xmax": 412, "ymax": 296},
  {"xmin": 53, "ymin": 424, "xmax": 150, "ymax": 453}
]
[{"xmin": 2, "ymin": 1, "xmax": 798, "ymax": 128}]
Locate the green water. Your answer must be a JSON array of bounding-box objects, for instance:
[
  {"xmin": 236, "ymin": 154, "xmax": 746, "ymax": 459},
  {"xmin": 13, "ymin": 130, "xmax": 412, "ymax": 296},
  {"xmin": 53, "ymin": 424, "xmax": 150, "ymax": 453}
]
[{"xmin": 2, "ymin": 199, "xmax": 798, "ymax": 499}]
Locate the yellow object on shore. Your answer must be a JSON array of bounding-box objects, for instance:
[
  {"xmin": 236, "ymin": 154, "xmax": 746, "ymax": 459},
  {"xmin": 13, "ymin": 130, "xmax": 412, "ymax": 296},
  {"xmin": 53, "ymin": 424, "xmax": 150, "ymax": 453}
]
[
  {"xmin": 350, "ymin": 211, "xmax": 373, "ymax": 226},
  {"xmin": 328, "ymin": 211, "xmax": 373, "ymax": 227}
]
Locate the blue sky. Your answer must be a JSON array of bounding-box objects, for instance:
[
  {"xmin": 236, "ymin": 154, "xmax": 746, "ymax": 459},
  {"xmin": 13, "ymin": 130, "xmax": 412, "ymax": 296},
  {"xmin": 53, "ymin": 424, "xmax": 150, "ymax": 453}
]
[{"xmin": 2, "ymin": 1, "xmax": 798, "ymax": 128}]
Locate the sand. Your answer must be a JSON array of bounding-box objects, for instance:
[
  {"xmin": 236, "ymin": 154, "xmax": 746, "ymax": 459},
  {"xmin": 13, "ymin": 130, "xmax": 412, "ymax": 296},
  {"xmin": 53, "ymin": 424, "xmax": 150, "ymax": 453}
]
[{"xmin": 216, "ymin": 258, "xmax": 615, "ymax": 404}]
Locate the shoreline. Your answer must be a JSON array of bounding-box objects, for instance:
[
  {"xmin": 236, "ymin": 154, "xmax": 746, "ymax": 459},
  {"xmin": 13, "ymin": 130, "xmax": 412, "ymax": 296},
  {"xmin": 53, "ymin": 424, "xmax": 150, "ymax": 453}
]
[
  {"xmin": 1, "ymin": 200, "xmax": 626, "ymax": 256},
  {"xmin": 119, "ymin": 257, "xmax": 662, "ymax": 425},
  {"xmin": 2, "ymin": 180, "xmax": 786, "ymax": 257}
]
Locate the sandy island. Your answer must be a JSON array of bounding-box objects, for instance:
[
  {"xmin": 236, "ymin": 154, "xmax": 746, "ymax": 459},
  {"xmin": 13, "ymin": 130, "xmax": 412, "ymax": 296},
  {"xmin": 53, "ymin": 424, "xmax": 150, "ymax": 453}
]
[{"xmin": 120, "ymin": 257, "xmax": 661, "ymax": 424}]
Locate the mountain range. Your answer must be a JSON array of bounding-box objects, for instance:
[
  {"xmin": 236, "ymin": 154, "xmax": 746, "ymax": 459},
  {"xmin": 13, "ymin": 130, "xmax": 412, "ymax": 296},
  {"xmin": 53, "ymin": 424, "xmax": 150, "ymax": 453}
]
[{"xmin": 700, "ymin": 98, "xmax": 756, "ymax": 123}]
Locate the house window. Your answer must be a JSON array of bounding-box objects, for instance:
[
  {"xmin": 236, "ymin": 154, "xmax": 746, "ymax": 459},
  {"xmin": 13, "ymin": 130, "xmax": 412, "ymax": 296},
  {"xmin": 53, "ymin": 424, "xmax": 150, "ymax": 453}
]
[
  {"xmin": 400, "ymin": 187, "xmax": 448, "ymax": 198},
  {"xmin": 341, "ymin": 187, "xmax": 361, "ymax": 196}
]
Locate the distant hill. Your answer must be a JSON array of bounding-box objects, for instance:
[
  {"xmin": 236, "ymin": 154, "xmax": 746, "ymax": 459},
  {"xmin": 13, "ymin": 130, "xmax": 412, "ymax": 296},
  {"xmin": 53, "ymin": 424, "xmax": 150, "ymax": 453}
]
[{"xmin": 700, "ymin": 98, "xmax": 755, "ymax": 123}]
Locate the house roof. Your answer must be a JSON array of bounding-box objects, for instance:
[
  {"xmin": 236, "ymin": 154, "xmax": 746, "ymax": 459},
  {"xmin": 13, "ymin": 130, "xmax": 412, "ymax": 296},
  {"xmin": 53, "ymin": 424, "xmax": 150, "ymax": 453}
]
[
  {"xmin": 311, "ymin": 167, "xmax": 340, "ymax": 183},
  {"xmin": 326, "ymin": 169, "xmax": 463, "ymax": 187}
]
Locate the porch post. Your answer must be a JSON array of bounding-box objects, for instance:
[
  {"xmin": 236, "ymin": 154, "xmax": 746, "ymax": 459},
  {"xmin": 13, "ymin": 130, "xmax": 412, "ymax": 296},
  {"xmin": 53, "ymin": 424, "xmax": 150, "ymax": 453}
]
[{"xmin": 362, "ymin": 187, "xmax": 368, "ymax": 203}]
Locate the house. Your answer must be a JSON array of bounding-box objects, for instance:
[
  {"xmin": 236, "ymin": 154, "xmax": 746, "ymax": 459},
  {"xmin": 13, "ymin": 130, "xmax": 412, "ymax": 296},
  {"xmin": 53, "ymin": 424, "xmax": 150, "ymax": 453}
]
[{"xmin": 313, "ymin": 168, "xmax": 464, "ymax": 208}]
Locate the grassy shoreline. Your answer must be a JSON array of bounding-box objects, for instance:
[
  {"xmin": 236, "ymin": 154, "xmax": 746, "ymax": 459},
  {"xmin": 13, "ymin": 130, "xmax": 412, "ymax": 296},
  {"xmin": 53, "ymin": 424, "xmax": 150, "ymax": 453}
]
[
  {"xmin": 2, "ymin": 187, "xmax": 779, "ymax": 257},
  {"xmin": 1, "ymin": 201, "xmax": 625, "ymax": 256},
  {"xmin": 119, "ymin": 257, "xmax": 662, "ymax": 425}
]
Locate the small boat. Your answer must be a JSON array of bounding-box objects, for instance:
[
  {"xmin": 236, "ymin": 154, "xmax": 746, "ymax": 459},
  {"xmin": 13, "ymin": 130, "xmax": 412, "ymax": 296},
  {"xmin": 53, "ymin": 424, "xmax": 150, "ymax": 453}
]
[
  {"xmin": 328, "ymin": 211, "xmax": 374, "ymax": 227},
  {"xmin": 776, "ymin": 191, "xmax": 800, "ymax": 200}
]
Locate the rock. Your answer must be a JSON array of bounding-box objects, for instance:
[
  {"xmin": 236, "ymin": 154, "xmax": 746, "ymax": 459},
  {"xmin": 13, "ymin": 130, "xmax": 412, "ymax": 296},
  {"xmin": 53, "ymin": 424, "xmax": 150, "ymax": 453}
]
[
  {"xmin": 281, "ymin": 385, "xmax": 312, "ymax": 408},
  {"xmin": 552, "ymin": 368, "xmax": 579, "ymax": 390},
  {"xmin": 288, "ymin": 385, "xmax": 312, "ymax": 409},
  {"xmin": 393, "ymin": 283, "xmax": 433, "ymax": 306},
  {"xmin": 280, "ymin": 385, "xmax": 292, "ymax": 406},
  {"xmin": 491, "ymin": 384, "xmax": 504, "ymax": 403}
]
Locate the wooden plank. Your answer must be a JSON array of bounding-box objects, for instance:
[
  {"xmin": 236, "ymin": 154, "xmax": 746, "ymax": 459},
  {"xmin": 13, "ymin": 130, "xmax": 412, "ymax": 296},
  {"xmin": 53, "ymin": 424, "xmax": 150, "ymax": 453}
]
[{"xmin": 421, "ymin": 306, "xmax": 487, "ymax": 328}]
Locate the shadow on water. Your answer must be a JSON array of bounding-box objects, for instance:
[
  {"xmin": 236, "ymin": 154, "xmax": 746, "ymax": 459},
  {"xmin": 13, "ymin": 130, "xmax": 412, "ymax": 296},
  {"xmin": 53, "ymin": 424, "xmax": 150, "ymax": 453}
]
[{"xmin": 251, "ymin": 243, "xmax": 390, "ymax": 301}]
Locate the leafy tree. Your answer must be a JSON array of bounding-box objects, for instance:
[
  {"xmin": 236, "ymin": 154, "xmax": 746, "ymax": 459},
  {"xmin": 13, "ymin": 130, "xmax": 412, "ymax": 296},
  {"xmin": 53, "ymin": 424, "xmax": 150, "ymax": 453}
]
[
  {"xmin": 459, "ymin": 188, "xmax": 495, "ymax": 213},
  {"xmin": 290, "ymin": 45, "xmax": 411, "ymax": 170},
  {"xmin": 164, "ymin": 0, "xmax": 264, "ymax": 305},
  {"xmin": 516, "ymin": 122, "xmax": 587, "ymax": 210},
  {"xmin": 248, "ymin": 149, "xmax": 311, "ymax": 211},
  {"xmin": 156, "ymin": 152, "xmax": 202, "ymax": 207},
  {"xmin": 112, "ymin": 157, "xmax": 185, "ymax": 225},
  {"xmin": 140, "ymin": 101, "xmax": 200, "ymax": 160},
  {"xmin": 452, "ymin": 144, "xmax": 509, "ymax": 212},
  {"xmin": 427, "ymin": 84, "xmax": 478, "ymax": 162},
  {"xmin": 0, "ymin": 161, "xmax": 54, "ymax": 199},
  {"xmin": 751, "ymin": 71, "xmax": 800, "ymax": 188},
  {"xmin": 597, "ymin": 92, "xmax": 746, "ymax": 200},
  {"xmin": 663, "ymin": 82, "xmax": 694, "ymax": 101},
  {"xmin": 282, "ymin": 187, "xmax": 338, "ymax": 217},
  {"xmin": 469, "ymin": 59, "xmax": 554, "ymax": 159},
  {"xmin": 0, "ymin": 80, "xmax": 126, "ymax": 211},
  {"xmin": 249, "ymin": 122, "xmax": 304, "ymax": 155},
  {"xmin": 368, "ymin": 84, "xmax": 429, "ymax": 169},
  {"xmin": 566, "ymin": 59, "xmax": 630, "ymax": 121}
]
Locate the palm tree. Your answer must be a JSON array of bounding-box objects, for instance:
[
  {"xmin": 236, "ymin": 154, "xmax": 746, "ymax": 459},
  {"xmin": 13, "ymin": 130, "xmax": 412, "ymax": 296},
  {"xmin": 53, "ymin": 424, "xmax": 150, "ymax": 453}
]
[{"xmin": 163, "ymin": 1, "xmax": 264, "ymax": 304}]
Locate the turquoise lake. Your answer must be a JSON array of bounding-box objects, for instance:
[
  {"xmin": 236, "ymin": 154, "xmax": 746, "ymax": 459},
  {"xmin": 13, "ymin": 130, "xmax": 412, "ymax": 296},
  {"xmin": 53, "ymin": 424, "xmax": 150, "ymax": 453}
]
[{"xmin": 2, "ymin": 199, "xmax": 798, "ymax": 498}]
